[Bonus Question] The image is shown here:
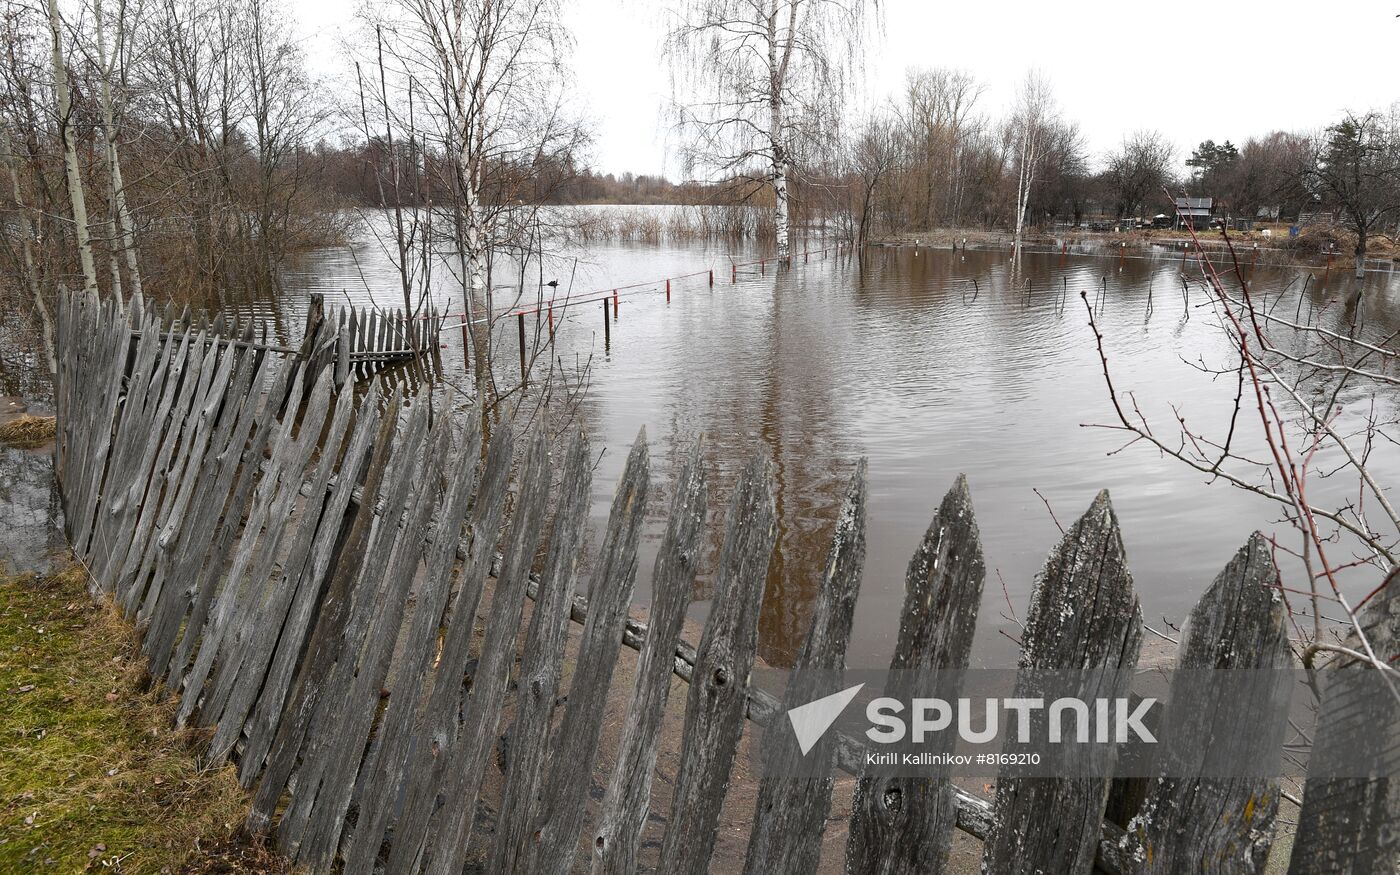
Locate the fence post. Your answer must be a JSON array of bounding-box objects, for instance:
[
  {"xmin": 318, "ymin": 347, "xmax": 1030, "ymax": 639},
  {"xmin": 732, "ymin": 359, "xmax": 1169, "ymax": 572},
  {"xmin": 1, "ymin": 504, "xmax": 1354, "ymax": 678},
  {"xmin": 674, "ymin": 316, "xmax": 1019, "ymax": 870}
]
[
  {"xmin": 847, "ymin": 475, "xmax": 985, "ymax": 874},
  {"xmin": 1127, "ymin": 532, "xmax": 1291, "ymax": 872},
  {"xmin": 743, "ymin": 462, "xmax": 868, "ymax": 874},
  {"xmin": 1288, "ymin": 574, "xmax": 1400, "ymax": 874},
  {"xmin": 656, "ymin": 452, "xmax": 777, "ymax": 875},
  {"xmin": 591, "ymin": 440, "xmax": 708, "ymax": 875},
  {"xmin": 518, "ymin": 312, "xmax": 527, "ymax": 386},
  {"xmin": 603, "ymin": 299, "xmax": 610, "ymax": 348},
  {"xmin": 981, "ymin": 491, "xmax": 1142, "ymax": 875}
]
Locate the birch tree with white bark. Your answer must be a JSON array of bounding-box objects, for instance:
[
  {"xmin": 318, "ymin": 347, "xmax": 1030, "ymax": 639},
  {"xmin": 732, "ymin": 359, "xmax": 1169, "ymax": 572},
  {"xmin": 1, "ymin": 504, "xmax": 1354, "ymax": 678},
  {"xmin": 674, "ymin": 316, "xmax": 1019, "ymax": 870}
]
[
  {"xmin": 1008, "ymin": 70, "xmax": 1056, "ymax": 257},
  {"xmin": 45, "ymin": 0, "xmax": 98, "ymax": 296},
  {"xmin": 664, "ymin": 0, "xmax": 877, "ymax": 262},
  {"xmin": 358, "ymin": 0, "xmax": 584, "ymax": 406}
]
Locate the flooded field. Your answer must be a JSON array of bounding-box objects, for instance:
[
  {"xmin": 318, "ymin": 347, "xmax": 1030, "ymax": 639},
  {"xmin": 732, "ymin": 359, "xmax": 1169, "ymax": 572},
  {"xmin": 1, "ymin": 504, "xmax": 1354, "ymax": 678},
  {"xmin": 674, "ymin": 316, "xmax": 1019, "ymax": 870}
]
[
  {"xmin": 271, "ymin": 225, "xmax": 1400, "ymax": 670},
  {"xmin": 12, "ymin": 220, "xmax": 1398, "ymax": 669}
]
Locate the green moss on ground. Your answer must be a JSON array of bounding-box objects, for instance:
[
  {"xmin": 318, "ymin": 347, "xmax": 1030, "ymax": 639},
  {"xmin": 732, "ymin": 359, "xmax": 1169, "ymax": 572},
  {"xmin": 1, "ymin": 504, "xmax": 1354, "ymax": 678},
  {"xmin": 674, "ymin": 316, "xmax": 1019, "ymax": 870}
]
[{"xmin": 0, "ymin": 564, "xmax": 289, "ymax": 872}]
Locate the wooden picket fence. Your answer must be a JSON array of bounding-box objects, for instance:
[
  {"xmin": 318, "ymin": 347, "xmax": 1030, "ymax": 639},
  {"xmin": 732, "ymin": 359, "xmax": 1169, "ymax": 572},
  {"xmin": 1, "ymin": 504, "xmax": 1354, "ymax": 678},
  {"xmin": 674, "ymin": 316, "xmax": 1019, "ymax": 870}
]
[
  {"xmin": 51, "ymin": 289, "xmax": 1396, "ymax": 874},
  {"xmin": 334, "ymin": 298, "xmax": 443, "ymax": 379}
]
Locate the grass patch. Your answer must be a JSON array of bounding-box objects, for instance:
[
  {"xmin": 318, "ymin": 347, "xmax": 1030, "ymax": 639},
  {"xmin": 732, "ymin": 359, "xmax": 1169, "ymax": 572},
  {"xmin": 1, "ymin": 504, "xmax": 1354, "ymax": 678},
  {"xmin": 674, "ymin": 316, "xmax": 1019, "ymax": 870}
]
[
  {"xmin": 0, "ymin": 564, "xmax": 289, "ymax": 872},
  {"xmin": 0, "ymin": 416, "xmax": 56, "ymax": 449}
]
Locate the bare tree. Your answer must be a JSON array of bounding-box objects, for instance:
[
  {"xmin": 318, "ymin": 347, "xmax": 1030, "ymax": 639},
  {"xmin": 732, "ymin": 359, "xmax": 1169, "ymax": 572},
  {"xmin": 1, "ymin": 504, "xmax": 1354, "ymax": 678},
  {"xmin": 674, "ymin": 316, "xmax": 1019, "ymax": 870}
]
[
  {"xmin": 1103, "ymin": 129, "xmax": 1175, "ymax": 218},
  {"xmin": 1307, "ymin": 108, "xmax": 1400, "ymax": 279},
  {"xmin": 1007, "ymin": 71, "xmax": 1056, "ymax": 255},
  {"xmin": 849, "ymin": 110, "xmax": 899, "ymax": 246},
  {"xmin": 664, "ymin": 0, "xmax": 878, "ymax": 261},
  {"xmin": 91, "ymin": 0, "xmax": 142, "ymax": 301},
  {"xmin": 900, "ymin": 67, "xmax": 983, "ymax": 228},
  {"xmin": 351, "ymin": 0, "xmax": 587, "ymax": 414},
  {"xmin": 46, "ymin": 0, "xmax": 98, "ymax": 295}
]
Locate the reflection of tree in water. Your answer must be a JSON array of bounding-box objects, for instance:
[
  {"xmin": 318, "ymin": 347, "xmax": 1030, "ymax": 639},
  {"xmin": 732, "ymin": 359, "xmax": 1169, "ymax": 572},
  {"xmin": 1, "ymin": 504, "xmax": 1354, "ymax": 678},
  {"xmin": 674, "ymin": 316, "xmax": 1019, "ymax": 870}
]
[{"xmin": 666, "ymin": 264, "xmax": 858, "ymax": 668}]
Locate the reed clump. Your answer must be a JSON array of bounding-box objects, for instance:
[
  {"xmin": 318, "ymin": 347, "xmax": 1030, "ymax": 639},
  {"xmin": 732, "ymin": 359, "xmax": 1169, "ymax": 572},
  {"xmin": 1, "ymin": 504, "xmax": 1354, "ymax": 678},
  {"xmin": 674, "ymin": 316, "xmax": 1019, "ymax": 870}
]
[{"xmin": 0, "ymin": 414, "xmax": 55, "ymax": 448}]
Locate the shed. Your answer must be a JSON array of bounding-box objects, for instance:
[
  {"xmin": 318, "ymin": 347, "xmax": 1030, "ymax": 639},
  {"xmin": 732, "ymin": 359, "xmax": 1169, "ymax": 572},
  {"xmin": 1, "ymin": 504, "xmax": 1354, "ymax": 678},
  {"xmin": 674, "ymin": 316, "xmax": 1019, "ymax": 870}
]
[{"xmin": 1174, "ymin": 197, "xmax": 1214, "ymax": 230}]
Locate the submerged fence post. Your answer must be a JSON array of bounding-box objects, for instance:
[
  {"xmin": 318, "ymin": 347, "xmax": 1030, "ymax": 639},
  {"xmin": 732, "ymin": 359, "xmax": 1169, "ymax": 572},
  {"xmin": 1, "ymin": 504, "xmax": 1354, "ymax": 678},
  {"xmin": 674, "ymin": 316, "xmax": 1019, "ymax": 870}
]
[
  {"xmin": 613, "ymin": 289, "xmax": 619, "ymax": 320},
  {"xmin": 517, "ymin": 312, "xmax": 527, "ymax": 387},
  {"xmin": 460, "ymin": 314, "xmax": 470, "ymax": 375},
  {"xmin": 666, "ymin": 278, "xmax": 671, "ymax": 303},
  {"xmin": 603, "ymin": 299, "xmax": 610, "ymax": 349}
]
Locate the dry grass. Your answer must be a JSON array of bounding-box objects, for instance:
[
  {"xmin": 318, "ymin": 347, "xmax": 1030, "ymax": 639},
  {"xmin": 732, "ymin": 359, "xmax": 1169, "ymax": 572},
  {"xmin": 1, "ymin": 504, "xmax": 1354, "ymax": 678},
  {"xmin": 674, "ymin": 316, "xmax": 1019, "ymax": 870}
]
[
  {"xmin": 0, "ymin": 564, "xmax": 291, "ymax": 873},
  {"xmin": 0, "ymin": 415, "xmax": 55, "ymax": 449}
]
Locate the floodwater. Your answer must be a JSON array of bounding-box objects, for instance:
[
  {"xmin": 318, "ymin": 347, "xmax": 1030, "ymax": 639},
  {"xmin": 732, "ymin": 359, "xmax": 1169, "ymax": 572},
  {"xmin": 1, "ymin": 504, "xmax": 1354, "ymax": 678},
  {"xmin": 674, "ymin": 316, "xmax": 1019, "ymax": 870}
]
[{"xmin": 26, "ymin": 214, "xmax": 1388, "ymax": 670}]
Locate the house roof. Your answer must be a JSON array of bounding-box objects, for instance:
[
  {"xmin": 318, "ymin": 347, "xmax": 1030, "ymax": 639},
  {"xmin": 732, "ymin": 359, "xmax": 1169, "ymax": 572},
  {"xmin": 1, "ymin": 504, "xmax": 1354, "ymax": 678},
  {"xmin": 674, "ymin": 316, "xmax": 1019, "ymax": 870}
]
[{"xmin": 1174, "ymin": 196, "xmax": 1213, "ymax": 211}]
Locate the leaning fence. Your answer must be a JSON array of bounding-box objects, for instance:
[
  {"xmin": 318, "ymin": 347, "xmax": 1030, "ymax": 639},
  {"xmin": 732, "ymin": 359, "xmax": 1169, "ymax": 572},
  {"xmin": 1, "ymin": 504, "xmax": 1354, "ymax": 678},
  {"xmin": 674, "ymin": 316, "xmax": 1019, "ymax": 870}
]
[{"xmin": 51, "ymin": 288, "xmax": 1397, "ymax": 874}]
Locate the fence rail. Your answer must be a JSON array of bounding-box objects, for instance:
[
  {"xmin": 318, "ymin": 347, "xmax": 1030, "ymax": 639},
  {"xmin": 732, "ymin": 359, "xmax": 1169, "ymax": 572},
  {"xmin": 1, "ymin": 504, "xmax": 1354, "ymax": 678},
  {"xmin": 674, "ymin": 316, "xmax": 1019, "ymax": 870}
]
[{"xmin": 51, "ymin": 289, "xmax": 1398, "ymax": 874}]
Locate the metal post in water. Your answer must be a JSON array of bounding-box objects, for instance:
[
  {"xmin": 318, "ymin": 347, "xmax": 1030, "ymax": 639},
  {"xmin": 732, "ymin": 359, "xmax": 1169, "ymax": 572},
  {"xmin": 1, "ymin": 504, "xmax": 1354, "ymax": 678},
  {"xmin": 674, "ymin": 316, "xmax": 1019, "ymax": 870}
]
[
  {"xmin": 460, "ymin": 315, "xmax": 470, "ymax": 375},
  {"xmin": 666, "ymin": 278, "xmax": 671, "ymax": 303},
  {"xmin": 517, "ymin": 312, "xmax": 527, "ymax": 386},
  {"xmin": 602, "ymin": 299, "xmax": 611, "ymax": 349},
  {"xmin": 613, "ymin": 289, "xmax": 619, "ymax": 319}
]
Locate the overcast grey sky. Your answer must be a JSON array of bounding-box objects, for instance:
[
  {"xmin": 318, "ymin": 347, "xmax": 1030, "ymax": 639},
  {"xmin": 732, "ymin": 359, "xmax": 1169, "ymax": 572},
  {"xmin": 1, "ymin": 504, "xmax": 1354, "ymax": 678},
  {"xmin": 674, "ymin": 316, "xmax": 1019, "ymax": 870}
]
[{"xmin": 293, "ymin": 0, "xmax": 1400, "ymax": 178}]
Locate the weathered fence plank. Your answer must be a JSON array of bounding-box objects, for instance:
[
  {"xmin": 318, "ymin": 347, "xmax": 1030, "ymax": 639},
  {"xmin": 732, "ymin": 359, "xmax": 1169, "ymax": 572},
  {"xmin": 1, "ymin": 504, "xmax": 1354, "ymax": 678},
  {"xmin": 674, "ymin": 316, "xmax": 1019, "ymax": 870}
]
[
  {"xmin": 401, "ymin": 425, "xmax": 552, "ymax": 875},
  {"xmin": 531, "ymin": 430, "xmax": 652, "ymax": 874},
  {"xmin": 1128, "ymin": 532, "xmax": 1291, "ymax": 873},
  {"xmin": 655, "ymin": 450, "xmax": 778, "ymax": 875},
  {"xmin": 203, "ymin": 380, "xmax": 364, "ymax": 761},
  {"xmin": 231, "ymin": 383, "xmax": 386, "ymax": 780},
  {"xmin": 114, "ymin": 329, "xmax": 211, "ymax": 614},
  {"xmin": 174, "ymin": 360, "xmax": 326, "ymax": 727},
  {"xmin": 340, "ymin": 419, "xmax": 510, "ymax": 875},
  {"xmin": 492, "ymin": 430, "xmax": 594, "ymax": 873},
  {"xmin": 845, "ymin": 474, "xmax": 985, "ymax": 875},
  {"xmin": 141, "ymin": 323, "xmax": 267, "ymax": 676},
  {"xmin": 590, "ymin": 439, "xmax": 709, "ymax": 875},
  {"xmin": 1288, "ymin": 574, "xmax": 1400, "ymax": 875},
  {"xmin": 131, "ymin": 339, "xmax": 238, "ymax": 625},
  {"xmin": 981, "ymin": 491, "xmax": 1143, "ymax": 875},
  {"xmin": 102, "ymin": 327, "xmax": 193, "ymax": 601},
  {"xmin": 86, "ymin": 306, "xmax": 167, "ymax": 587},
  {"xmin": 270, "ymin": 400, "xmax": 434, "ymax": 861},
  {"xmin": 287, "ymin": 419, "xmax": 447, "ymax": 870},
  {"xmin": 742, "ymin": 459, "xmax": 867, "ymax": 875},
  {"xmin": 165, "ymin": 349, "xmax": 301, "ymax": 688},
  {"xmin": 245, "ymin": 391, "xmax": 406, "ymax": 833}
]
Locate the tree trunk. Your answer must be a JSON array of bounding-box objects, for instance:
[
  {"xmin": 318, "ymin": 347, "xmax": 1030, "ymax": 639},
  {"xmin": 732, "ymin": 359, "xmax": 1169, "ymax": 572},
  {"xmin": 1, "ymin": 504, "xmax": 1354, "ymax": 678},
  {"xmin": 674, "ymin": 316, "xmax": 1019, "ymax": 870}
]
[
  {"xmin": 47, "ymin": 0, "xmax": 99, "ymax": 296},
  {"xmin": 767, "ymin": 11, "xmax": 790, "ymax": 262},
  {"xmin": 773, "ymin": 152, "xmax": 790, "ymax": 260},
  {"xmin": 1355, "ymin": 227, "xmax": 1367, "ymax": 279},
  {"xmin": 95, "ymin": 0, "xmax": 143, "ymax": 302}
]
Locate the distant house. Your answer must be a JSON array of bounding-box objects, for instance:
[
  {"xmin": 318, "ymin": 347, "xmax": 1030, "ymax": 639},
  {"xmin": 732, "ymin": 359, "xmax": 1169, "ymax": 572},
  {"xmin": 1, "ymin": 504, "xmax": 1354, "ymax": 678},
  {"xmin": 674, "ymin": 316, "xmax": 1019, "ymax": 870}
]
[{"xmin": 1174, "ymin": 197, "xmax": 1214, "ymax": 230}]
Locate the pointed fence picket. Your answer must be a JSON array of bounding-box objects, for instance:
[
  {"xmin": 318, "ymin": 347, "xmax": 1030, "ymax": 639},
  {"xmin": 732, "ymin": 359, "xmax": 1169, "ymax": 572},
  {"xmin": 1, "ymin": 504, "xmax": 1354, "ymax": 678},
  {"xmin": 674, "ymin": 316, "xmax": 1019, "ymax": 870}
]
[{"xmin": 49, "ymin": 289, "xmax": 1398, "ymax": 875}]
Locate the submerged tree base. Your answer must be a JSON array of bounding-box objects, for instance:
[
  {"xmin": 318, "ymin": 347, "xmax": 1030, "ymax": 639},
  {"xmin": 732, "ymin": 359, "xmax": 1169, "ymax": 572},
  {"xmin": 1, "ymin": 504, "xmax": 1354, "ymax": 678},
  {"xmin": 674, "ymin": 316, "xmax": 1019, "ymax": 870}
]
[{"xmin": 0, "ymin": 564, "xmax": 290, "ymax": 873}]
